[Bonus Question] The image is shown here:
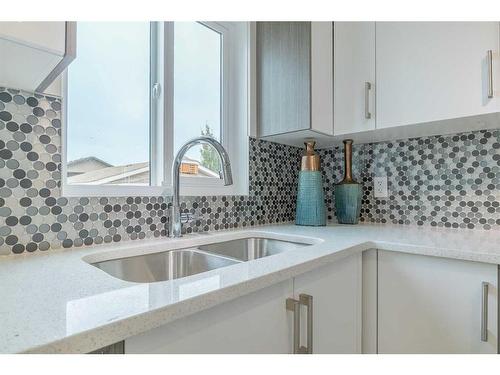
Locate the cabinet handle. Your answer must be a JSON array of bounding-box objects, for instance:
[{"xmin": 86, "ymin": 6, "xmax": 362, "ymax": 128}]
[
  {"xmin": 286, "ymin": 298, "xmax": 301, "ymax": 354},
  {"xmin": 487, "ymin": 50, "xmax": 494, "ymax": 99},
  {"xmin": 365, "ymin": 82, "xmax": 372, "ymax": 119},
  {"xmin": 299, "ymin": 294, "xmax": 313, "ymax": 354},
  {"xmin": 286, "ymin": 295, "xmax": 313, "ymax": 354},
  {"xmin": 481, "ymin": 282, "xmax": 489, "ymax": 342}
]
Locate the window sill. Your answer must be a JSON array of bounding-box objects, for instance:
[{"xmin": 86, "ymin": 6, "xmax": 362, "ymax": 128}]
[
  {"xmin": 62, "ymin": 177, "xmax": 249, "ymax": 198},
  {"xmin": 62, "ymin": 184, "xmax": 168, "ymax": 198}
]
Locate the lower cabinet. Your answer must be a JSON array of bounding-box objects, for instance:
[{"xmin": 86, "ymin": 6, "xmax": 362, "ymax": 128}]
[
  {"xmin": 125, "ymin": 253, "xmax": 362, "ymax": 354},
  {"xmin": 120, "ymin": 250, "xmax": 498, "ymax": 354},
  {"xmin": 377, "ymin": 250, "xmax": 498, "ymax": 354},
  {"xmin": 293, "ymin": 253, "xmax": 362, "ymax": 353},
  {"xmin": 125, "ymin": 280, "xmax": 294, "ymax": 354}
]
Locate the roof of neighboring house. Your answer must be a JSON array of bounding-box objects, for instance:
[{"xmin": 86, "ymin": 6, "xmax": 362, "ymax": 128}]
[
  {"xmin": 67, "ymin": 156, "xmax": 219, "ymax": 185},
  {"xmin": 67, "ymin": 156, "xmax": 113, "ymax": 168},
  {"xmin": 67, "ymin": 162, "xmax": 149, "ymax": 185}
]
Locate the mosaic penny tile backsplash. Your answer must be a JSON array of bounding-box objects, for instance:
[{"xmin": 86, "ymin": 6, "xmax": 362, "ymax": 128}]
[
  {"xmin": 0, "ymin": 87, "xmax": 301, "ymax": 254},
  {"xmin": 0, "ymin": 86, "xmax": 499, "ymax": 254},
  {"xmin": 320, "ymin": 128, "xmax": 500, "ymax": 230}
]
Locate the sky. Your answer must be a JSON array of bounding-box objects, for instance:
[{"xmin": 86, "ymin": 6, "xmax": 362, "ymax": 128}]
[{"xmin": 67, "ymin": 22, "xmax": 221, "ymax": 167}]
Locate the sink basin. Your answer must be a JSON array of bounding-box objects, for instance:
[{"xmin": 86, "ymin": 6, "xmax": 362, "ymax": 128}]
[
  {"xmin": 198, "ymin": 237, "xmax": 311, "ymax": 262},
  {"xmin": 91, "ymin": 249, "xmax": 239, "ymax": 283}
]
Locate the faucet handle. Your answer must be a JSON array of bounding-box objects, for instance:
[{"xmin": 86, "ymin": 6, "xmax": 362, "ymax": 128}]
[{"xmin": 180, "ymin": 212, "xmax": 199, "ymax": 224}]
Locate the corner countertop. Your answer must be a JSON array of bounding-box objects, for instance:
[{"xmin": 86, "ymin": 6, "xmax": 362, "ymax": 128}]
[{"xmin": 0, "ymin": 223, "xmax": 499, "ymax": 354}]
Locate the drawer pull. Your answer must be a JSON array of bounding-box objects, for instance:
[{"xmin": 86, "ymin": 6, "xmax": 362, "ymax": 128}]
[
  {"xmin": 481, "ymin": 281, "xmax": 488, "ymax": 342},
  {"xmin": 286, "ymin": 294, "xmax": 313, "ymax": 354},
  {"xmin": 286, "ymin": 298, "xmax": 301, "ymax": 354},
  {"xmin": 487, "ymin": 50, "xmax": 493, "ymax": 99},
  {"xmin": 299, "ymin": 294, "xmax": 313, "ymax": 354},
  {"xmin": 365, "ymin": 82, "xmax": 372, "ymax": 119}
]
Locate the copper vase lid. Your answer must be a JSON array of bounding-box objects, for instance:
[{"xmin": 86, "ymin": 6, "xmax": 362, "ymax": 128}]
[{"xmin": 301, "ymin": 141, "xmax": 320, "ymax": 171}]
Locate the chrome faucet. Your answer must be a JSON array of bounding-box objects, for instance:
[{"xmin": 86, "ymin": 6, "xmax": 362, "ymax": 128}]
[{"xmin": 168, "ymin": 136, "xmax": 233, "ymax": 238}]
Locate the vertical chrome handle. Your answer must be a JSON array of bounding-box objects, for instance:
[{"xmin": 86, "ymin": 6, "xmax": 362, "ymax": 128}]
[
  {"xmin": 487, "ymin": 50, "xmax": 494, "ymax": 99},
  {"xmin": 365, "ymin": 82, "xmax": 372, "ymax": 119},
  {"xmin": 299, "ymin": 294, "xmax": 313, "ymax": 354},
  {"xmin": 286, "ymin": 295, "xmax": 313, "ymax": 354},
  {"xmin": 286, "ymin": 298, "xmax": 301, "ymax": 354},
  {"xmin": 481, "ymin": 282, "xmax": 489, "ymax": 342}
]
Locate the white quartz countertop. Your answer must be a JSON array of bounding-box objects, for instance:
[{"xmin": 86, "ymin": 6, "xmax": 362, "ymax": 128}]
[{"xmin": 0, "ymin": 223, "xmax": 499, "ymax": 354}]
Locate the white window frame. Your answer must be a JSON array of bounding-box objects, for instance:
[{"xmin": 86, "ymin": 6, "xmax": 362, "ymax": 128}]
[{"xmin": 61, "ymin": 21, "xmax": 250, "ymax": 197}]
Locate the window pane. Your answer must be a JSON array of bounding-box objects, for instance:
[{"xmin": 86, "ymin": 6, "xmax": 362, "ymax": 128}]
[
  {"xmin": 67, "ymin": 22, "xmax": 151, "ymax": 186},
  {"xmin": 174, "ymin": 22, "xmax": 222, "ymax": 178}
]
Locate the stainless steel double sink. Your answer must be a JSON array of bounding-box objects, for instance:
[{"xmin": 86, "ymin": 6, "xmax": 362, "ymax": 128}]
[{"xmin": 91, "ymin": 237, "xmax": 312, "ymax": 283}]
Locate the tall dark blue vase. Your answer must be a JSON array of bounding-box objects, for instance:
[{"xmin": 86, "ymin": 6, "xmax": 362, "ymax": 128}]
[{"xmin": 335, "ymin": 139, "xmax": 362, "ymax": 224}]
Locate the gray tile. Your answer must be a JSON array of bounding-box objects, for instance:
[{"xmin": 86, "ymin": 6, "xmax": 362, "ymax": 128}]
[{"xmin": 0, "ymin": 84, "xmax": 498, "ymax": 255}]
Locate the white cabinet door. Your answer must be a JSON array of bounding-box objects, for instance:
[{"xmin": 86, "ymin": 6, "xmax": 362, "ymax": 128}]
[
  {"xmin": 376, "ymin": 22, "xmax": 500, "ymax": 129},
  {"xmin": 0, "ymin": 22, "xmax": 66, "ymax": 55},
  {"xmin": 0, "ymin": 39, "xmax": 62, "ymax": 92},
  {"xmin": 333, "ymin": 22, "xmax": 376, "ymax": 135},
  {"xmin": 293, "ymin": 253, "xmax": 362, "ymax": 353},
  {"xmin": 0, "ymin": 21, "xmax": 73, "ymax": 94},
  {"xmin": 361, "ymin": 249, "xmax": 378, "ymax": 354},
  {"xmin": 378, "ymin": 250, "xmax": 498, "ymax": 354},
  {"xmin": 125, "ymin": 280, "xmax": 294, "ymax": 353}
]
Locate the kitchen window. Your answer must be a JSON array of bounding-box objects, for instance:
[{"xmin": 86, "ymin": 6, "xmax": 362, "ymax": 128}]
[{"xmin": 62, "ymin": 21, "xmax": 249, "ymax": 197}]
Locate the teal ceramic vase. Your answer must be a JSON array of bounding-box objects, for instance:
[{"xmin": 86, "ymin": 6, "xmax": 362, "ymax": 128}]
[
  {"xmin": 335, "ymin": 139, "xmax": 362, "ymax": 224},
  {"xmin": 296, "ymin": 141, "xmax": 326, "ymax": 226}
]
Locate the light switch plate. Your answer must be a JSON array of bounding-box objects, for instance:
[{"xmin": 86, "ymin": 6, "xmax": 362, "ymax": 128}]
[{"xmin": 374, "ymin": 176, "xmax": 388, "ymax": 198}]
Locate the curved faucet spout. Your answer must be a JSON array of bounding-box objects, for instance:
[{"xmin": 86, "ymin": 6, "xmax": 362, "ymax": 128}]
[{"xmin": 169, "ymin": 136, "xmax": 233, "ymax": 238}]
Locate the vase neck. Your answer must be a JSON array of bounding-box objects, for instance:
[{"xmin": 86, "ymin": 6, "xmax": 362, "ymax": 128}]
[{"xmin": 342, "ymin": 139, "xmax": 355, "ymax": 184}]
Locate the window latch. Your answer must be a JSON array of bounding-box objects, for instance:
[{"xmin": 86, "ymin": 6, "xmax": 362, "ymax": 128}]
[{"xmin": 152, "ymin": 83, "xmax": 162, "ymax": 99}]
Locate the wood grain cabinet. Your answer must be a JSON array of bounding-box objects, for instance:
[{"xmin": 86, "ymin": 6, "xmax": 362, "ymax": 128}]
[
  {"xmin": 377, "ymin": 250, "xmax": 498, "ymax": 354},
  {"xmin": 0, "ymin": 21, "xmax": 75, "ymax": 95},
  {"xmin": 125, "ymin": 253, "xmax": 362, "ymax": 354},
  {"xmin": 256, "ymin": 22, "xmax": 334, "ymax": 146}
]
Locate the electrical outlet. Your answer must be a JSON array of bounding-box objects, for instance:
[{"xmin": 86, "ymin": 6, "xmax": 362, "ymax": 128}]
[{"xmin": 374, "ymin": 176, "xmax": 388, "ymax": 198}]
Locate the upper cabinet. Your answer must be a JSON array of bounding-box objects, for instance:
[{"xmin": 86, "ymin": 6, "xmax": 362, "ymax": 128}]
[
  {"xmin": 256, "ymin": 22, "xmax": 334, "ymax": 146},
  {"xmin": 0, "ymin": 22, "xmax": 76, "ymax": 95},
  {"xmin": 333, "ymin": 22, "xmax": 376, "ymax": 135},
  {"xmin": 258, "ymin": 21, "xmax": 500, "ymax": 147},
  {"xmin": 376, "ymin": 22, "xmax": 500, "ymax": 129}
]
